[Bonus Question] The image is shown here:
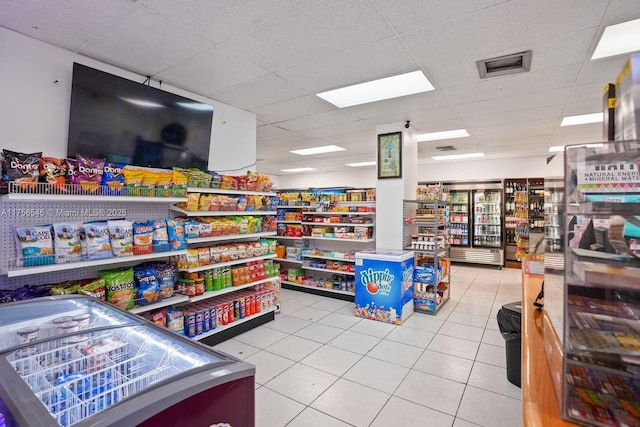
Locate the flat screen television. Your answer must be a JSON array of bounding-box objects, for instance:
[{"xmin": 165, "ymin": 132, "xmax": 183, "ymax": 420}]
[{"xmin": 67, "ymin": 63, "xmax": 214, "ymax": 170}]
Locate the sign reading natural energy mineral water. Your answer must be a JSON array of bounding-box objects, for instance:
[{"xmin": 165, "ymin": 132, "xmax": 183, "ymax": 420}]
[{"xmin": 577, "ymin": 160, "xmax": 640, "ymax": 192}]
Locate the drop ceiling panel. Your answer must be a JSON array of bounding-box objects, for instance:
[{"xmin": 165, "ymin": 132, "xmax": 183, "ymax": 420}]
[
  {"xmin": 276, "ymin": 36, "xmax": 420, "ymax": 93},
  {"xmin": 0, "ymin": 0, "xmax": 136, "ymax": 52},
  {"xmin": 464, "ymin": 104, "xmax": 565, "ymax": 127},
  {"xmin": 603, "ymin": 0, "xmax": 640, "ymax": 25},
  {"xmin": 156, "ymin": 46, "xmax": 270, "ymax": 95},
  {"xmin": 276, "ymin": 109, "xmax": 362, "ymax": 132},
  {"xmin": 222, "ymin": 0, "xmax": 395, "ymax": 73},
  {"xmin": 251, "ymin": 95, "xmax": 335, "ymax": 124},
  {"xmin": 139, "ymin": 0, "xmax": 317, "ymax": 45},
  {"xmin": 256, "ymin": 124, "xmax": 310, "ymax": 146},
  {"xmin": 299, "ymin": 120, "xmax": 373, "ymax": 139},
  {"xmin": 576, "ymin": 56, "xmax": 629, "ymax": 85},
  {"xmin": 211, "ymin": 74, "xmax": 308, "ymax": 110},
  {"xmin": 78, "ymin": 6, "xmax": 213, "ymax": 75},
  {"xmin": 349, "ymin": 91, "xmax": 450, "ymax": 120},
  {"xmin": 455, "ymin": 88, "xmax": 572, "ymax": 117}
]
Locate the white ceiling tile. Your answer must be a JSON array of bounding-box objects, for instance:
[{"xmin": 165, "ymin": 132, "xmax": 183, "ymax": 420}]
[
  {"xmin": 0, "ymin": 0, "xmax": 136, "ymax": 51},
  {"xmin": 277, "ymin": 36, "xmax": 421, "ymax": 93},
  {"xmin": 602, "ymin": 0, "xmax": 640, "ymax": 26},
  {"xmin": 140, "ymin": 0, "xmax": 318, "ymax": 45},
  {"xmin": 251, "ymin": 95, "xmax": 335, "ymax": 124},
  {"xmin": 300, "ymin": 120, "xmax": 373, "ymax": 139},
  {"xmin": 350, "ymin": 91, "xmax": 450, "ymax": 120},
  {"xmin": 211, "ymin": 74, "xmax": 308, "ymax": 110},
  {"xmin": 577, "ymin": 56, "xmax": 629, "ymax": 86},
  {"xmin": 276, "ymin": 109, "xmax": 362, "ymax": 132},
  {"xmin": 222, "ymin": 0, "xmax": 396, "ymax": 72},
  {"xmin": 78, "ymin": 6, "xmax": 213, "ymax": 75},
  {"xmin": 455, "ymin": 88, "xmax": 572, "ymax": 117},
  {"xmin": 156, "ymin": 45, "xmax": 270, "ymax": 95},
  {"xmin": 257, "ymin": 124, "xmax": 309, "ymax": 146}
]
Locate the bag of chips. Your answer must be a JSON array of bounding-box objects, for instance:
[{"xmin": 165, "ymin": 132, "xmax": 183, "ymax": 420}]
[
  {"xmin": 100, "ymin": 268, "xmax": 135, "ymax": 311},
  {"xmin": 132, "ymin": 221, "xmax": 154, "ymax": 255},
  {"xmin": 155, "ymin": 169, "xmax": 173, "ymax": 198},
  {"xmin": 107, "ymin": 220, "xmax": 134, "ymax": 257},
  {"xmin": 15, "ymin": 225, "xmax": 55, "ymax": 267},
  {"xmin": 171, "ymin": 168, "xmax": 188, "ymax": 197},
  {"xmin": 133, "ymin": 265, "xmax": 160, "ymax": 307},
  {"xmin": 152, "ymin": 263, "xmax": 175, "ymax": 299},
  {"xmin": 52, "ymin": 222, "xmax": 83, "ymax": 263},
  {"xmin": 65, "ymin": 158, "xmax": 79, "ymax": 185},
  {"xmin": 78, "ymin": 277, "xmax": 106, "ymax": 301},
  {"xmin": 76, "ymin": 154, "xmax": 105, "ymax": 194},
  {"xmin": 39, "ymin": 157, "xmax": 67, "ymax": 191},
  {"xmin": 166, "ymin": 307, "xmax": 184, "ymax": 335},
  {"xmin": 166, "ymin": 218, "xmax": 186, "ymax": 250},
  {"xmin": 123, "ymin": 166, "xmax": 145, "ymax": 196},
  {"xmin": 152, "ymin": 219, "xmax": 171, "ymax": 252},
  {"xmin": 3, "ymin": 149, "xmax": 41, "ymax": 191},
  {"xmin": 101, "ymin": 161, "xmax": 126, "ymax": 195},
  {"xmin": 82, "ymin": 222, "xmax": 113, "ymax": 260}
]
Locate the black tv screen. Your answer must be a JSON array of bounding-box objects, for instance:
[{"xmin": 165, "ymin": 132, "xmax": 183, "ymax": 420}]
[{"xmin": 67, "ymin": 63, "xmax": 214, "ymax": 170}]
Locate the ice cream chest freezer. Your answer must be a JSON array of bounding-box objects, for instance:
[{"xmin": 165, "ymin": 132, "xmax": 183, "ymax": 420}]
[
  {"xmin": 354, "ymin": 249, "xmax": 415, "ymax": 325},
  {"xmin": 0, "ymin": 295, "xmax": 255, "ymax": 427}
]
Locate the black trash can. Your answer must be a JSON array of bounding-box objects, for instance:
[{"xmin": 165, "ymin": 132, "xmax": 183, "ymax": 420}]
[{"xmin": 496, "ymin": 301, "xmax": 522, "ymax": 388}]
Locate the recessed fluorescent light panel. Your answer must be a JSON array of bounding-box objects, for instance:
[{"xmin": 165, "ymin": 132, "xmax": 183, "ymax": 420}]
[
  {"xmin": 280, "ymin": 167, "xmax": 317, "ymax": 173},
  {"xmin": 549, "ymin": 143, "xmax": 604, "ymax": 152},
  {"xmin": 560, "ymin": 112, "xmax": 603, "ymax": 126},
  {"xmin": 592, "ymin": 18, "xmax": 640, "ymax": 60},
  {"xmin": 417, "ymin": 129, "xmax": 470, "ymax": 142},
  {"xmin": 549, "ymin": 146, "xmax": 565, "ymax": 153},
  {"xmin": 290, "ymin": 145, "xmax": 345, "ymax": 156},
  {"xmin": 432, "ymin": 152, "xmax": 485, "ymax": 161},
  {"xmin": 346, "ymin": 161, "xmax": 376, "ymax": 167},
  {"xmin": 316, "ymin": 70, "xmax": 435, "ymax": 108}
]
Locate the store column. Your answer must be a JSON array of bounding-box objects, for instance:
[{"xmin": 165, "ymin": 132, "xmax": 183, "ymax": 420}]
[{"xmin": 375, "ymin": 122, "xmax": 418, "ymax": 250}]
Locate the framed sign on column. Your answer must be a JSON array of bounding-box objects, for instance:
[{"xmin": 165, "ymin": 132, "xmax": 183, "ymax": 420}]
[{"xmin": 377, "ymin": 132, "xmax": 402, "ymax": 179}]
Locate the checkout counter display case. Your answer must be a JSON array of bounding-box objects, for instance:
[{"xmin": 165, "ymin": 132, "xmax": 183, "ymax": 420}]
[
  {"xmin": 558, "ymin": 141, "xmax": 640, "ymax": 427},
  {"xmin": 0, "ymin": 295, "xmax": 255, "ymax": 427}
]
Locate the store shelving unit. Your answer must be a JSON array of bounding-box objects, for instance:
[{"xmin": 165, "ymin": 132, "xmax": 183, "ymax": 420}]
[
  {"xmin": 554, "ymin": 142, "xmax": 640, "ymax": 426},
  {"xmin": 403, "ymin": 199, "xmax": 451, "ymax": 314}
]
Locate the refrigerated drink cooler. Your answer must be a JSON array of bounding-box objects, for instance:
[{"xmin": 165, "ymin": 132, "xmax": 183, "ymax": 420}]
[{"xmin": 0, "ymin": 296, "xmax": 255, "ymax": 427}]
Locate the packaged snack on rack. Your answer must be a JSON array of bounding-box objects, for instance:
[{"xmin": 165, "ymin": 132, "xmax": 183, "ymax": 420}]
[
  {"xmin": 15, "ymin": 224, "xmax": 55, "ymax": 267},
  {"xmin": 133, "ymin": 265, "xmax": 160, "ymax": 306},
  {"xmin": 123, "ymin": 166, "xmax": 145, "ymax": 197},
  {"xmin": 78, "ymin": 277, "xmax": 106, "ymax": 301},
  {"xmin": 76, "ymin": 154, "xmax": 105, "ymax": 194},
  {"xmin": 101, "ymin": 161, "xmax": 126, "ymax": 195},
  {"xmin": 171, "ymin": 167, "xmax": 188, "ymax": 197},
  {"xmin": 100, "ymin": 267, "xmax": 135, "ymax": 310},
  {"xmin": 39, "ymin": 157, "xmax": 67, "ymax": 190},
  {"xmin": 152, "ymin": 263, "xmax": 176, "ymax": 299},
  {"xmin": 53, "ymin": 222, "xmax": 83, "ymax": 262},
  {"xmin": 4, "ymin": 150, "xmax": 41, "ymax": 191},
  {"xmin": 107, "ymin": 220, "xmax": 134, "ymax": 257},
  {"xmin": 166, "ymin": 218, "xmax": 186, "ymax": 250},
  {"xmin": 155, "ymin": 169, "xmax": 172, "ymax": 197},
  {"xmin": 132, "ymin": 221, "xmax": 154, "ymax": 255},
  {"xmin": 151, "ymin": 219, "xmax": 171, "ymax": 252}
]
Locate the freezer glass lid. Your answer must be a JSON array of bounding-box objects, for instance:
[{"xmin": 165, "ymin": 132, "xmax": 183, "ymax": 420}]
[{"xmin": 5, "ymin": 324, "xmax": 227, "ymax": 427}]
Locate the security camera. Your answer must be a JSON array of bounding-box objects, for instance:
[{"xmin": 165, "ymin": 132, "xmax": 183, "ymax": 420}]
[{"xmin": 404, "ymin": 121, "xmax": 411, "ymax": 129}]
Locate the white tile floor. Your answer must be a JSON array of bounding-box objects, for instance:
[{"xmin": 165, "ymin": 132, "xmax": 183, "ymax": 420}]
[{"xmin": 214, "ymin": 265, "xmax": 524, "ymax": 427}]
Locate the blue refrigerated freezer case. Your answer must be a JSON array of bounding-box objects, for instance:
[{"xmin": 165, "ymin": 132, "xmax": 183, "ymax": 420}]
[{"xmin": 354, "ymin": 249, "xmax": 414, "ymax": 325}]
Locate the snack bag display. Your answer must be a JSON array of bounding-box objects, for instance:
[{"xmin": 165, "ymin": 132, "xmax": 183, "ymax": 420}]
[
  {"xmin": 153, "ymin": 263, "xmax": 176, "ymax": 299},
  {"xmin": 140, "ymin": 168, "xmax": 157, "ymax": 197},
  {"xmin": 171, "ymin": 168, "xmax": 188, "ymax": 197},
  {"xmin": 123, "ymin": 166, "xmax": 145, "ymax": 196},
  {"xmin": 150, "ymin": 310, "xmax": 167, "ymax": 327},
  {"xmin": 39, "ymin": 157, "xmax": 67, "ymax": 190},
  {"xmin": 133, "ymin": 265, "xmax": 160, "ymax": 306},
  {"xmin": 52, "ymin": 222, "xmax": 83, "ymax": 263},
  {"xmin": 65, "ymin": 158, "xmax": 79, "ymax": 185},
  {"xmin": 100, "ymin": 267, "xmax": 135, "ymax": 310},
  {"xmin": 76, "ymin": 154, "xmax": 105, "ymax": 194},
  {"xmin": 15, "ymin": 225, "xmax": 55, "ymax": 266},
  {"xmin": 166, "ymin": 218, "xmax": 187, "ymax": 250},
  {"xmin": 77, "ymin": 277, "xmax": 106, "ymax": 301},
  {"xmin": 83, "ymin": 222, "xmax": 113, "ymax": 260},
  {"xmin": 166, "ymin": 307, "xmax": 185, "ymax": 335},
  {"xmin": 133, "ymin": 221, "xmax": 154, "ymax": 255},
  {"xmin": 3, "ymin": 149, "xmax": 41, "ymax": 191},
  {"xmin": 151, "ymin": 219, "xmax": 171, "ymax": 252},
  {"xmin": 107, "ymin": 220, "xmax": 134, "ymax": 257},
  {"xmin": 155, "ymin": 169, "xmax": 173, "ymax": 198},
  {"xmin": 101, "ymin": 161, "xmax": 126, "ymax": 195}
]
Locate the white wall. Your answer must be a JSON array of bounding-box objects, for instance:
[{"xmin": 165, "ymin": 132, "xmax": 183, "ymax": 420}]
[
  {"xmin": 277, "ymin": 155, "xmax": 549, "ymax": 188},
  {"xmin": 0, "ymin": 27, "xmax": 256, "ymax": 170}
]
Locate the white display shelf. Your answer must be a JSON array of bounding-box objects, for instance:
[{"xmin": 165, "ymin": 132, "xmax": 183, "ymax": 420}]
[
  {"xmin": 4, "ymin": 193, "xmax": 188, "ymax": 203},
  {"xmin": 170, "ymin": 206, "xmax": 278, "ymax": 217},
  {"xmin": 281, "ymin": 280, "xmax": 354, "ymax": 296},
  {"xmin": 318, "ymin": 201, "xmax": 375, "ymax": 207},
  {"xmin": 273, "ymin": 236, "xmax": 302, "ymax": 240},
  {"xmin": 276, "ymin": 220, "xmax": 302, "ymax": 224},
  {"xmin": 305, "ymin": 211, "xmax": 375, "ymax": 216},
  {"xmin": 303, "ymin": 254, "xmax": 355, "ymax": 262},
  {"xmin": 302, "ymin": 236, "xmax": 375, "ymax": 242},
  {"xmin": 301, "ymin": 222, "xmax": 374, "ymax": 227},
  {"xmin": 277, "ymin": 205, "xmax": 312, "ymax": 209},
  {"xmin": 303, "ymin": 266, "xmax": 355, "ymax": 276},
  {"xmin": 6, "ymin": 250, "xmax": 189, "ymax": 277},
  {"xmin": 177, "ymin": 253, "xmax": 277, "ymax": 273},
  {"xmin": 187, "ymin": 187, "xmax": 277, "ymax": 197},
  {"xmin": 274, "ymin": 258, "xmax": 303, "ymax": 264},
  {"xmin": 129, "ymin": 294, "xmax": 191, "ymax": 314},
  {"xmin": 196, "ymin": 305, "xmax": 278, "ymax": 341},
  {"xmin": 189, "ymin": 277, "xmax": 279, "ymax": 303},
  {"xmin": 185, "ymin": 231, "xmax": 276, "ymax": 244}
]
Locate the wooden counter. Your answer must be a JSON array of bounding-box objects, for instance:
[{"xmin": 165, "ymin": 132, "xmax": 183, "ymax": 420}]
[{"xmin": 522, "ymin": 270, "xmax": 579, "ymax": 427}]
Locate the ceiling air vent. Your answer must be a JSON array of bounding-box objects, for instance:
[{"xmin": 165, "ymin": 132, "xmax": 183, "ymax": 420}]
[
  {"xmin": 435, "ymin": 145, "xmax": 456, "ymax": 151},
  {"xmin": 476, "ymin": 51, "xmax": 532, "ymax": 79}
]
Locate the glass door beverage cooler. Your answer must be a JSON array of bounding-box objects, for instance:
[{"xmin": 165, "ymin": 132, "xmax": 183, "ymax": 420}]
[
  {"xmin": 472, "ymin": 189, "xmax": 502, "ymax": 249},
  {"xmin": 449, "ymin": 190, "xmax": 470, "ymax": 246},
  {"xmin": 0, "ymin": 295, "xmax": 255, "ymax": 427}
]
